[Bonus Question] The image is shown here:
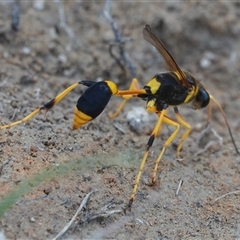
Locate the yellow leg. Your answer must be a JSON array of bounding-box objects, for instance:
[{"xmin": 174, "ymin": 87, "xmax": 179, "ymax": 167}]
[
  {"xmin": 152, "ymin": 114, "xmax": 180, "ymax": 184},
  {"xmin": 108, "ymin": 78, "xmax": 141, "ymax": 119},
  {"xmin": 0, "ymin": 108, "xmax": 42, "ymax": 129},
  {"xmin": 48, "ymin": 82, "xmax": 79, "ymax": 107},
  {"xmin": 0, "ymin": 82, "xmax": 80, "ymax": 130},
  {"xmin": 173, "ymin": 107, "xmax": 191, "ymax": 159},
  {"xmin": 128, "ymin": 109, "xmax": 166, "ymax": 207},
  {"xmin": 156, "ymin": 109, "xmax": 168, "ymax": 137}
]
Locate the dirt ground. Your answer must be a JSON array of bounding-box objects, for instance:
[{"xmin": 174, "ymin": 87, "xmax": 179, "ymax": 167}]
[{"xmin": 0, "ymin": 1, "xmax": 240, "ymax": 240}]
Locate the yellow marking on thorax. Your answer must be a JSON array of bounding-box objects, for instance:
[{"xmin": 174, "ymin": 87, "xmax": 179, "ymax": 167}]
[
  {"xmin": 145, "ymin": 78, "xmax": 161, "ymax": 94},
  {"xmin": 183, "ymin": 85, "xmax": 199, "ymax": 104}
]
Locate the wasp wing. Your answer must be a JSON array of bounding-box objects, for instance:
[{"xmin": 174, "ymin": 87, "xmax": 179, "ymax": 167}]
[{"xmin": 143, "ymin": 24, "xmax": 190, "ymax": 88}]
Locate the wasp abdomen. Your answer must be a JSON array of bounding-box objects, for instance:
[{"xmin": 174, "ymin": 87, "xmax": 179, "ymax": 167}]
[{"xmin": 73, "ymin": 81, "xmax": 116, "ymax": 130}]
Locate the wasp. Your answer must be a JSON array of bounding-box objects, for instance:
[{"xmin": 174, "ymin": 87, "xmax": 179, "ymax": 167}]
[{"xmin": 1, "ymin": 25, "xmax": 239, "ymax": 208}]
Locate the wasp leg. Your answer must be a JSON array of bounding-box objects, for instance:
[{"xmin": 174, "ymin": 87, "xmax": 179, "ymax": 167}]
[
  {"xmin": 128, "ymin": 109, "xmax": 167, "ymax": 208},
  {"xmin": 0, "ymin": 108, "xmax": 42, "ymax": 130},
  {"xmin": 0, "ymin": 82, "xmax": 80, "ymax": 130},
  {"xmin": 155, "ymin": 109, "xmax": 168, "ymax": 137},
  {"xmin": 173, "ymin": 107, "xmax": 191, "ymax": 160},
  {"xmin": 152, "ymin": 113, "xmax": 181, "ymax": 184},
  {"xmin": 108, "ymin": 78, "xmax": 141, "ymax": 119}
]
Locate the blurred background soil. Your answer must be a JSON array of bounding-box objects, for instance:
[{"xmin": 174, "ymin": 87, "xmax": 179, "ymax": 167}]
[{"xmin": 0, "ymin": 1, "xmax": 240, "ymax": 239}]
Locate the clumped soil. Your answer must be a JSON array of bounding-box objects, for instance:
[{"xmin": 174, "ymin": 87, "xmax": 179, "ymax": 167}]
[{"xmin": 0, "ymin": 2, "xmax": 240, "ymax": 240}]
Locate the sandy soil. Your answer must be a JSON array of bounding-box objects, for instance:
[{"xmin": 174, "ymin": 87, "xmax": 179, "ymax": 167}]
[{"xmin": 0, "ymin": 1, "xmax": 240, "ymax": 239}]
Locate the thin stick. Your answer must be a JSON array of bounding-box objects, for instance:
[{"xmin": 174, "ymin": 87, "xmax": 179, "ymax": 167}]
[
  {"xmin": 103, "ymin": 0, "xmax": 136, "ymax": 78},
  {"xmin": 56, "ymin": 0, "xmax": 81, "ymax": 48},
  {"xmin": 84, "ymin": 198, "xmax": 122, "ymax": 223},
  {"xmin": 11, "ymin": 0, "xmax": 20, "ymax": 31},
  {"xmin": 175, "ymin": 179, "xmax": 183, "ymax": 196},
  {"xmin": 213, "ymin": 190, "xmax": 240, "ymax": 203},
  {"xmin": 86, "ymin": 209, "xmax": 122, "ymax": 222},
  {"xmin": 10, "ymin": 109, "xmax": 20, "ymax": 121},
  {"xmin": 196, "ymin": 124, "xmax": 223, "ymax": 156},
  {"xmin": 0, "ymin": 158, "xmax": 13, "ymax": 175},
  {"xmin": 52, "ymin": 190, "xmax": 96, "ymax": 240}
]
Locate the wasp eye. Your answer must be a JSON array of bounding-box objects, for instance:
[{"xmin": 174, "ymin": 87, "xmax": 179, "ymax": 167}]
[{"xmin": 192, "ymin": 88, "xmax": 210, "ymax": 109}]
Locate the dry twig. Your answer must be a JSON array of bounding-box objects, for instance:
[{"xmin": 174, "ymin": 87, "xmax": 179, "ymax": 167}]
[
  {"xmin": 213, "ymin": 190, "xmax": 240, "ymax": 203},
  {"xmin": 52, "ymin": 190, "xmax": 96, "ymax": 240},
  {"xmin": 56, "ymin": 0, "xmax": 81, "ymax": 48},
  {"xmin": 104, "ymin": 0, "xmax": 136, "ymax": 78},
  {"xmin": 195, "ymin": 123, "xmax": 223, "ymax": 156},
  {"xmin": 0, "ymin": 158, "xmax": 13, "ymax": 175},
  {"xmin": 84, "ymin": 199, "xmax": 122, "ymax": 223},
  {"xmin": 175, "ymin": 179, "xmax": 183, "ymax": 196},
  {"xmin": 11, "ymin": 0, "xmax": 20, "ymax": 31}
]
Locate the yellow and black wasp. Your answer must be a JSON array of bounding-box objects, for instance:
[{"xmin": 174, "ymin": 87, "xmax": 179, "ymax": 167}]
[{"xmin": 0, "ymin": 25, "xmax": 239, "ymax": 208}]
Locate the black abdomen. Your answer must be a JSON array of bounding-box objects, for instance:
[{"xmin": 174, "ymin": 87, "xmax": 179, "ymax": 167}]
[{"xmin": 77, "ymin": 82, "xmax": 112, "ymax": 119}]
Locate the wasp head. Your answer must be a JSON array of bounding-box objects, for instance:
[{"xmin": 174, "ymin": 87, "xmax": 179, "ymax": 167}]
[{"xmin": 192, "ymin": 83, "xmax": 210, "ymax": 109}]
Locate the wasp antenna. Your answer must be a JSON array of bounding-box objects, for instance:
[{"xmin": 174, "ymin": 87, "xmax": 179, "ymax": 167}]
[{"xmin": 210, "ymin": 95, "xmax": 239, "ymax": 155}]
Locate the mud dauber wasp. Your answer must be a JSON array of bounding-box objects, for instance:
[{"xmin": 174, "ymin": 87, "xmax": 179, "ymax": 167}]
[{"xmin": 1, "ymin": 25, "xmax": 239, "ymax": 208}]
